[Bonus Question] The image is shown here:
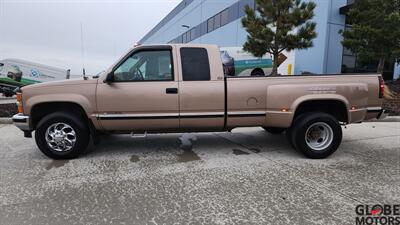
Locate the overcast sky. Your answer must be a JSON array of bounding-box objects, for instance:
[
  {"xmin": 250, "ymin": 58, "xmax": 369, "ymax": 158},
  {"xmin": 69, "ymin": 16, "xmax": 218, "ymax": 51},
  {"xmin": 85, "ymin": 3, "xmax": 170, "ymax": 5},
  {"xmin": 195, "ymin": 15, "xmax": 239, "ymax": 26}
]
[{"xmin": 0, "ymin": 0, "xmax": 180, "ymax": 75}]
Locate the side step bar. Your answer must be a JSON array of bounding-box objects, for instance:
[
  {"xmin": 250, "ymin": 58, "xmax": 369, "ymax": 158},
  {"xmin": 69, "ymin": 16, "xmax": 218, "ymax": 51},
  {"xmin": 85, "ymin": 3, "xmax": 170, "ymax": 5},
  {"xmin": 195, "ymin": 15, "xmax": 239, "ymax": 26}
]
[{"xmin": 131, "ymin": 132, "xmax": 147, "ymax": 138}]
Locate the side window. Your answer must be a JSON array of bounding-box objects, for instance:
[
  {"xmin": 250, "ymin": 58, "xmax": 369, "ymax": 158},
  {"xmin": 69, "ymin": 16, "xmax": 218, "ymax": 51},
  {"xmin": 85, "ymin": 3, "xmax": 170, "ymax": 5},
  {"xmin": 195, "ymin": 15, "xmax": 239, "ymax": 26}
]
[
  {"xmin": 113, "ymin": 50, "xmax": 173, "ymax": 82},
  {"xmin": 180, "ymin": 48, "xmax": 211, "ymax": 81}
]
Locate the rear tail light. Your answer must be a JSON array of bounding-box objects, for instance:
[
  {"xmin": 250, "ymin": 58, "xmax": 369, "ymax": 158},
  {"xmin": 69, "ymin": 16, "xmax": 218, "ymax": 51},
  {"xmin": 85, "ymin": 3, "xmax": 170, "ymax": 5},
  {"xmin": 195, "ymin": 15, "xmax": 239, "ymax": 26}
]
[
  {"xmin": 378, "ymin": 76, "xmax": 384, "ymax": 98},
  {"xmin": 16, "ymin": 92, "xmax": 24, "ymax": 113}
]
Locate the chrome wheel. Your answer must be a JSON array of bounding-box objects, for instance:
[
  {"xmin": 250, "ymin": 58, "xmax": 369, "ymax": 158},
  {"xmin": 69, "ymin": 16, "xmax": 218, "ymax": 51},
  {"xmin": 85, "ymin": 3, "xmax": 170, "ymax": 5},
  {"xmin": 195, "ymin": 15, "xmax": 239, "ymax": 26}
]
[
  {"xmin": 45, "ymin": 123, "xmax": 76, "ymax": 152},
  {"xmin": 305, "ymin": 122, "xmax": 334, "ymax": 151}
]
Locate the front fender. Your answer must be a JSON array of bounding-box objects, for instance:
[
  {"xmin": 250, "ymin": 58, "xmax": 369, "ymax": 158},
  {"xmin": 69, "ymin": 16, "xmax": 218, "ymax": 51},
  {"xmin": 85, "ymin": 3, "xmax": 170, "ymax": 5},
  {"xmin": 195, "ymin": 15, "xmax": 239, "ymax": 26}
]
[{"xmin": 25, "ymin": 94, "xmax": 93, "ymax": 116}]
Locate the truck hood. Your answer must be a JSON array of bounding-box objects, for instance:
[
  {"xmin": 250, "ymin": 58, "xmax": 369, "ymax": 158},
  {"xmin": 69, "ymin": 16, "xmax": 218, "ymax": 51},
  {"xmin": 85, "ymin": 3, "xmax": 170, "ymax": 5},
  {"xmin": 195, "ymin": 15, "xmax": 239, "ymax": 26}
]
[
  {"xmin": 20, "ymin": 77, "xmax": 99, "ymax": 116},
  {"xmin": 21, "ymin": 78, "xmax": 98, "ymax": 92}
]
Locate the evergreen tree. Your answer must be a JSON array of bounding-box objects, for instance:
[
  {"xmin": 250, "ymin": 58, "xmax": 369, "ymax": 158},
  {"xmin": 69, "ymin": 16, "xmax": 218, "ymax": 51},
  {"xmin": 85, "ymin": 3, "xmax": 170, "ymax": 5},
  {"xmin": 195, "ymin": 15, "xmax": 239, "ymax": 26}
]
[
  {"xmin": 242, "ymin": 0, "xmax": 317, "ymax": 75},
  {"xmin": 340, "ymin": 0, "xmax": 400, "ymax": 74}
]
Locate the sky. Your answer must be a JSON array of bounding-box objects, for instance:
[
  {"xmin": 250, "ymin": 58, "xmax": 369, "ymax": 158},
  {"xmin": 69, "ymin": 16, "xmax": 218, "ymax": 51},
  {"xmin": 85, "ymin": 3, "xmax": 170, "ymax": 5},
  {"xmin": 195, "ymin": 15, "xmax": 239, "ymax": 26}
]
[{"xmin": 0, "ymin": 0, "xmax": 180, "ymax": 75}]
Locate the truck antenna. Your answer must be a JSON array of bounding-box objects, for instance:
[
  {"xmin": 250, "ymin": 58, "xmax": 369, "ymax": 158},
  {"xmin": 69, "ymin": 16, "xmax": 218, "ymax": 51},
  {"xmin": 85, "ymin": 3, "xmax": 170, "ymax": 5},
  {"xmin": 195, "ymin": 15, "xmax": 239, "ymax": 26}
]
[{"xmin": 80, "ymin": 22, "xmax": 87, "ymax": 80}]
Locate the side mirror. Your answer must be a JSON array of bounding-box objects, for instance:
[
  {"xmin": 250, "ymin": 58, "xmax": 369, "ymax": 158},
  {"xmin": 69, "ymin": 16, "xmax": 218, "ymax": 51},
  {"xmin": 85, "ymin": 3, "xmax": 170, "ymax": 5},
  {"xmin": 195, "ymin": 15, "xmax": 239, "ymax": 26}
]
[{"xmin": 104, "ymin": 72, "xmax": 114, "ymax": 83}]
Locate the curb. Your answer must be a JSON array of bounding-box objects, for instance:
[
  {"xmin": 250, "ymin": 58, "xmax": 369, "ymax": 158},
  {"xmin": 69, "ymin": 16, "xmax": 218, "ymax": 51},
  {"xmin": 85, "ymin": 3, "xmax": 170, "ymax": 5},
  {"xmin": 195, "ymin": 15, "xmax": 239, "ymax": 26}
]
[{"xmin": 0, "ymin": 117, "xmax": 12, "ymax": 124}]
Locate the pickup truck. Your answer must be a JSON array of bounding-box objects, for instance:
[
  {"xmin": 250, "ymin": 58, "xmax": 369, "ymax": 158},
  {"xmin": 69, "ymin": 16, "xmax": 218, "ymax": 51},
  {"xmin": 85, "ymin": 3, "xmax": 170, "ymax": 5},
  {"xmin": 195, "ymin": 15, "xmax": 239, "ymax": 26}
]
[{"xmin": 12, "ymin": 44, "xmax": 386, "ymax": 159}]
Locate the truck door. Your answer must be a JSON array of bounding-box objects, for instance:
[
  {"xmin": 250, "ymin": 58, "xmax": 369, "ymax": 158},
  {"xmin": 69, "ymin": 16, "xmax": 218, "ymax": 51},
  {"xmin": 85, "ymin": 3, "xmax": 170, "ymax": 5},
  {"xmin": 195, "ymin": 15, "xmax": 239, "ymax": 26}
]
[
  {"xmin": 178, "ymin": 47, "xmax": 225, "ymax": 131},
  {"xmin": 96, "ymin": 47, "xmax": 179, "ymax": 131}
]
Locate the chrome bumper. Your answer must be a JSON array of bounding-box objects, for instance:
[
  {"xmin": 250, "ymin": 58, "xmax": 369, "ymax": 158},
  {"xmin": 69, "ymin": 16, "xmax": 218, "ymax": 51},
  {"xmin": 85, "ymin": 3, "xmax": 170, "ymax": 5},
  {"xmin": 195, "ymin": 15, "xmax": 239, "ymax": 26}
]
[{"xmin": 12, "ymin": 114, "xmax": 31, "ymax": 131}]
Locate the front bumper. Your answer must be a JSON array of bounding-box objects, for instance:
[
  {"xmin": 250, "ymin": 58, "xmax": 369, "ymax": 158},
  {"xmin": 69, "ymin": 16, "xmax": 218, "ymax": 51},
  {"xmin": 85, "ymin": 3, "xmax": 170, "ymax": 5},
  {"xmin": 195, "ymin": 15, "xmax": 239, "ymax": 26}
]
[{"xmin": 12, "ymin": 114, "xmax": 31, "ymax": 131}]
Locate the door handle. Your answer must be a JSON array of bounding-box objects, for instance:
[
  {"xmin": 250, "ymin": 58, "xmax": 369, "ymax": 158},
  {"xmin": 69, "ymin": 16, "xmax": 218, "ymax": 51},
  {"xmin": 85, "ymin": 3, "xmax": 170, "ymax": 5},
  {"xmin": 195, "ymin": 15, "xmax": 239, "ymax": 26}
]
[{"xmin": 166, "ymin": 88, "xmax": 178, "ymax": 94}]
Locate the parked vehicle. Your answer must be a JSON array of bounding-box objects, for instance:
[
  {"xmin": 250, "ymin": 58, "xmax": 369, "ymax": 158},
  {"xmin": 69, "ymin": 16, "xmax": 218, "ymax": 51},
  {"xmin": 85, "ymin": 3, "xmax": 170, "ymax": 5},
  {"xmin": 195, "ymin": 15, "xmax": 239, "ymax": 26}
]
[
  {"xmin": 220, "ymin": 47, "xmax": 273, "ymax": 76},
  {"xmin": 0, "ymin": 59, "xmax": 69, "ymax": 96},
  {"xmin": 12, "ymin": 44, "xmax": 385, "ymax": 159}
]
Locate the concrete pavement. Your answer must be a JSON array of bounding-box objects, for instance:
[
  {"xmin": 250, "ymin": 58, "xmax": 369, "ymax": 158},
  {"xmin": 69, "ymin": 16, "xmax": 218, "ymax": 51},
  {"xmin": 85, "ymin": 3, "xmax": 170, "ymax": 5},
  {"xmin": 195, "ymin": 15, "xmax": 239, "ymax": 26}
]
[{"xmin": 0, "ymin": 122, "xmax": 399, "ymax": 225}]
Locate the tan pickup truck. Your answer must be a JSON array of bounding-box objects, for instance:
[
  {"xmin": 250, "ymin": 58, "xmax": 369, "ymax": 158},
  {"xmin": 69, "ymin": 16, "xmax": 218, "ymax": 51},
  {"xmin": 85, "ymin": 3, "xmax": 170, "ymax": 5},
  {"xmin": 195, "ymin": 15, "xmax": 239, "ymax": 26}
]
[{"xmin": 12, "ymin": 44, "xmax": 386, "ymax": 159}]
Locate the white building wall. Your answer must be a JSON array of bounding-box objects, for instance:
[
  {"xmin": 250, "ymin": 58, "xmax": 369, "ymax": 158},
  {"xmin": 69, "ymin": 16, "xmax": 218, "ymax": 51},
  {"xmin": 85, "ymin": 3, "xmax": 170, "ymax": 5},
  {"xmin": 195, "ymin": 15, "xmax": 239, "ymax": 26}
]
[
  {"xmin": 141, "ymin": 0, "xmax": 347, "ymax": 76},
  {"xmin": 325, "ymin": 0, "xmax": 347, "ymax": 74},
  {"xmin": 294, "ymin": 0, "xmax": 347, "ymax": 75}
]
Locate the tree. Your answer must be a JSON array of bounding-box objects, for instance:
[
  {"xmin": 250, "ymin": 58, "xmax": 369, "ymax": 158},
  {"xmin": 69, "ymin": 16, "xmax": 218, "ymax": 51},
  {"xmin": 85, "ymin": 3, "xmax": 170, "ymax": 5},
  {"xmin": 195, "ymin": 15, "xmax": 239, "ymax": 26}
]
[
  {"xmin": 241, "ymin": 0, "xmax": 317, "ymax": 75},
  {"xmin": 340, "ymin": 0, "xmax": 400, "ymax": 74}
]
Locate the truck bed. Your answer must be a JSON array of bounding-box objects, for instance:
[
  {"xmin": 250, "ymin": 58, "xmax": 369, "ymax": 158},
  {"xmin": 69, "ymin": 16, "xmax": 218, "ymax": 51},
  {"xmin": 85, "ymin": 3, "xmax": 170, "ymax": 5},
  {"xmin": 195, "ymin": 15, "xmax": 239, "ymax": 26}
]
[{"xmin": 226, "ymin": 74, "xmax": 382, "ymax": 128}]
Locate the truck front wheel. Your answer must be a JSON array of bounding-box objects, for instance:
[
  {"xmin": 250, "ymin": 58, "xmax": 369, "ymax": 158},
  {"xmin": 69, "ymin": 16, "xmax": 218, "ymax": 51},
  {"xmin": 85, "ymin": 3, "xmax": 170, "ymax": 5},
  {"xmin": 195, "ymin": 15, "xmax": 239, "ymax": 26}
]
[
  {"xmin": 290, "ymin": 113, "xmax": 342, "ymax": 159},
  {"xmin": 35, "ymin": 112, "xmax": 90, "ymax": 159}
]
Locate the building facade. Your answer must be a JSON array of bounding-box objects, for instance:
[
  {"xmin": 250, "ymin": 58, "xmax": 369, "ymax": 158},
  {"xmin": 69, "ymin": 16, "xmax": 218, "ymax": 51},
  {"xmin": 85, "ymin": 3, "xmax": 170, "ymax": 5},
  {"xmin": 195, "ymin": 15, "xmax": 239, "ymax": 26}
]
[{"xmin": 140, "ymin": 0, "xmax": 399, "ymax": 78}]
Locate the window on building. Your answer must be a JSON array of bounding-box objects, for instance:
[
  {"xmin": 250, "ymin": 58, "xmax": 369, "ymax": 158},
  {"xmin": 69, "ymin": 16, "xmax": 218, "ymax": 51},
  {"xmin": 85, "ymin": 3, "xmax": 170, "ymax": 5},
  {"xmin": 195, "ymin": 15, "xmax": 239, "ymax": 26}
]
[
  {"xmin": 221, "ymin": 9, "xmax": 229, "ymax": 26},
  {"xmin": 181, "ymin": 48, "xmax": 211, "ymax": 81},
  {"xmin": 342, "ymin": 55, "xmax": 356, "ymax": 73},
  {"xmin": 207, "ymin": 17, "xmax": 214, "ymax": 33},
  {"xmin": 114, "ymin": 50, "xmax": 173, "ymax": 81},
  {"xmin": 342, "ymin": 25, "xmax": 355, "ymax": 73},
  {"xmin": 239, "ymin": 0, "xmax": 254, "ymax": 17},
  {"xmin": 186, "ymin": 31, "xmax": 191, "ymax": 42},
  {"xmin": 200, "ymin": 21, "xmax": 207, "ymax": 36},
  {"xmin": 190, "ymin": 28, "xmax": 196, "ymax": 41},
  {"xmin": 343, "ymin": 47, "xmax": 354, "ymax": 56},
  {"xmin": 169, "ymin": 1, "xmax": 246, "ymax": 44},
  {"xmin": 340, "ymin": 25, "xmax": 391, "ymax": 75},
  {"xmin": 214, "ymin": 13, "xmax": 221, "ymax": 29},
  {"xmin": 228, "ymin": 2, "xmax": 239, "ymax": 23},
  {"xmin": 182, "ymin": 33, "xmax": 187, "ymax": 43}
]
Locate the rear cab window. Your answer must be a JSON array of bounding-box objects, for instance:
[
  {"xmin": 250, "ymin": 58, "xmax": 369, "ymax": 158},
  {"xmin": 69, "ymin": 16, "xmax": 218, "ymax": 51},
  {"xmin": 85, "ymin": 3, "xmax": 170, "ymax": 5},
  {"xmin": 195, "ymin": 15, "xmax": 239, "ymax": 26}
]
[{"xmin": 180, "ymin": 48, "xmax": 211, "ymax": 81}]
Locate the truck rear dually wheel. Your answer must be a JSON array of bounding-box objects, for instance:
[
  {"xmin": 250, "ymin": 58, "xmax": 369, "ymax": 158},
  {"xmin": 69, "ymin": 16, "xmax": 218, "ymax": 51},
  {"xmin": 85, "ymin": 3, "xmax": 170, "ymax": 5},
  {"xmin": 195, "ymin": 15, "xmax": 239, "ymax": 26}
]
[
  {"xmin": 35, "ymin": 112, "xmax": 89, "ymax": 159},
  {"xmin": 290, "ymin": 112, "xmax": 342, "ymax": 159}
]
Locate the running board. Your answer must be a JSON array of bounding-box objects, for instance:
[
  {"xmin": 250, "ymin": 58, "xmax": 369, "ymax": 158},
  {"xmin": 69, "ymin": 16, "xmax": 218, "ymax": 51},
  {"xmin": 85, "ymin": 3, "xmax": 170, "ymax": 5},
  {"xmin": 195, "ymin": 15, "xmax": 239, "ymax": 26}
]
[{"xmin": 130, "ymin": 132, "xmax": 147, "ymax": 138}]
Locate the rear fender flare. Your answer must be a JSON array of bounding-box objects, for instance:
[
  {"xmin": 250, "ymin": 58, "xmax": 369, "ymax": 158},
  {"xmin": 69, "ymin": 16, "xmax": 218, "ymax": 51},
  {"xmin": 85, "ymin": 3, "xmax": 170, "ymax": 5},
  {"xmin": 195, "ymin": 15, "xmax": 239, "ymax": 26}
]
[{"xmin": 290, "ymin": 94, "xmax": 350, "ymax": 123}]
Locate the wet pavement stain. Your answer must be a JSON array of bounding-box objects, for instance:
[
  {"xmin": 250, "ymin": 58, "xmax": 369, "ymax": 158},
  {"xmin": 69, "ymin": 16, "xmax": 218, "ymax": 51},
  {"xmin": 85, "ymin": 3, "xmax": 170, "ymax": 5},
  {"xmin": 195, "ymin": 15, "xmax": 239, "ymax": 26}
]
[
  {"xmin": 130, "ymin": 155, "xmax": 140, "ymax": 163},
  {"xmin": 45, "ymin": 160, "xmax": 69, "ymax": 170},
  {"xmin": 232, "ymin": 149, "xmax": 250, "ymax": 155},
  {"xmin": 177, "ymin": 134, "xmax": 201, "ymax": 163}
]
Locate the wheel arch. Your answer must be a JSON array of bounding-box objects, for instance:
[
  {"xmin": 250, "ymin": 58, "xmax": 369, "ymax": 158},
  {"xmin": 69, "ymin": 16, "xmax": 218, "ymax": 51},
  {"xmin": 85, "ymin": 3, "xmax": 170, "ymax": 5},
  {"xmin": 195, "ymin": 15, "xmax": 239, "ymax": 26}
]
[
  {"xmin": 30, "ymin": 101, "xmax": 91, "ymax": 130},
  {"xmin": 291, "ymin": 97, "xmax": 349, "ymax": 125}
]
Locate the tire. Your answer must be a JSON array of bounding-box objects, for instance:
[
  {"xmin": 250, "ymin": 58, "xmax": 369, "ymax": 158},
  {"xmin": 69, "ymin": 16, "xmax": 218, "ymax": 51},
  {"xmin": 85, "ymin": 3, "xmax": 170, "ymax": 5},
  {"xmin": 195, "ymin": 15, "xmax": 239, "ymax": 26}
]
[
  {"xmin": 35, "ymin": 112, "xmax": 90, "ymax": 159},
  {"xmin": 263, "ymin": 127, "xmax": 286, "ymax": 134},
  {"xmin": 251, "ymin": 68, "xmax": 265, "ymax": 76},
  {"xmin": 290, "ymin": 112, "xmax": 342, "ymax": 159}
]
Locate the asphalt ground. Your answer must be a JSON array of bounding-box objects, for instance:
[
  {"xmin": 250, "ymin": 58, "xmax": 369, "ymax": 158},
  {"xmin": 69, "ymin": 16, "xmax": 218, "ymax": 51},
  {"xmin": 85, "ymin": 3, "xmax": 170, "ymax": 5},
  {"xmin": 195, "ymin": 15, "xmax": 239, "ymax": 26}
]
[{"xmin": 0, "ymin": 122, "xmax": 399, "ymax": 225}]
